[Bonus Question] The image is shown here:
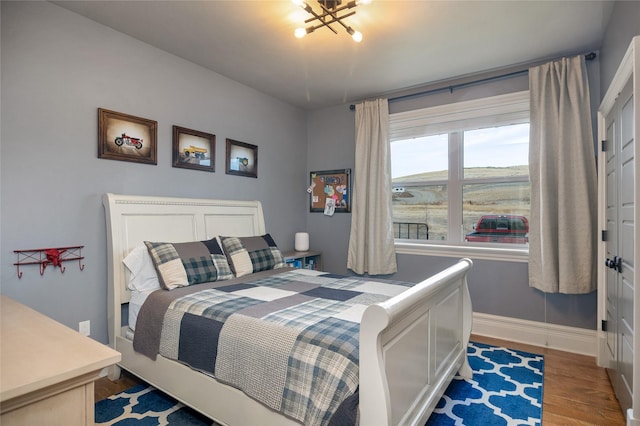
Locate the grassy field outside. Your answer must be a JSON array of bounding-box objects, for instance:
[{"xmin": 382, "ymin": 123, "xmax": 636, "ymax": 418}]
[{"xmin": 392, "ymin": 166, "xmax": 529, "ymax": 241}]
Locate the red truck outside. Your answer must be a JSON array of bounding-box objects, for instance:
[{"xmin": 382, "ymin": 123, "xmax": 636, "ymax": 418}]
[{"xmin": 465, "ymin": 214, "xmax": 529, "ymax": 244}]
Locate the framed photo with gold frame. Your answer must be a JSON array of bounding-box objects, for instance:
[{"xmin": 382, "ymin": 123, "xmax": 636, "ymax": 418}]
[
  {"xmin": 98, "ymin": 108, "xmax": 157, "ymax": 165},
  {"xmin": 172, "ymin": 126, "xmax": 215, "ymax": 172}
]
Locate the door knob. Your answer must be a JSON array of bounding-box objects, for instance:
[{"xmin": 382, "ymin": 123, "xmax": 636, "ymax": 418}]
[{"xmin": 605, "ymin": 256, "xmax": 622, "ymax": 272}]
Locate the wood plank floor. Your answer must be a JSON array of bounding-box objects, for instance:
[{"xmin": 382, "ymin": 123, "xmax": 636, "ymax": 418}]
[
  {"xmin": 473, "ymin": 335, "xmax": 625, "ymax": 425},
  {"xmin": 95, "ymin": 334, "xmax": 625, "ymax": 425}
]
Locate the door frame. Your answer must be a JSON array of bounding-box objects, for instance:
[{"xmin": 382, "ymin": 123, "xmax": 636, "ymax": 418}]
[{"xmin": 597, "ymin": 35, "xmax": 640, "ymax": 424}]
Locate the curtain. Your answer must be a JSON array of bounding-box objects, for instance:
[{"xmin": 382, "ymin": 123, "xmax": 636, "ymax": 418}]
[
  {"xmin": 347, "ymin": 99, "xmax": 397, "ymax": 275},
  {"xmin": 528, "ymin": 55, "xmax": 597, "ymax": 294}
]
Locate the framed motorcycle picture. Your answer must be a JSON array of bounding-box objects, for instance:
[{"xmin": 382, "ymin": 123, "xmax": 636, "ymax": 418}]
[{"xmin": 98, "ymin": 108, "xmax": 157, "ymax": 165}]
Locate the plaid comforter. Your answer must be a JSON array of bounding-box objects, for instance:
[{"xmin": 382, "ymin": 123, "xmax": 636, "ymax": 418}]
[{"xmin": 133, "ymin": 267, "xmax": 413, "ymax": 425}]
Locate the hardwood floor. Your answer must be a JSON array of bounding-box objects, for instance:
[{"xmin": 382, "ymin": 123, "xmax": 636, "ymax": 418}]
[
  {"xmin": 95, "ymin": 335, "xmax": 625, "ymax": 425},
  {"xmin": 472, "ymin": 335, "xmax": 625, "ymax": 425}
]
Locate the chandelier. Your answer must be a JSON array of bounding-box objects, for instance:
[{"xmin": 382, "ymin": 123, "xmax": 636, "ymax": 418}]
[{"xmin": 293, "ymin": 0, "xmax": 370, "ymax": 42}]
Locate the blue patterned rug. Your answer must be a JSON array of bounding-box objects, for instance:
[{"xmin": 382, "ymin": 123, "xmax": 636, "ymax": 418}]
[
  {"xmin": 95, "ymin": 385, "xmax": 214, "ymax": 426},
  {"xmin": 95, "ymin": 342, "xmax": 543, "ymax": 425},
  {"xmin": 427, "ymin": 341, "xmax": 544, "ymax": 425}
]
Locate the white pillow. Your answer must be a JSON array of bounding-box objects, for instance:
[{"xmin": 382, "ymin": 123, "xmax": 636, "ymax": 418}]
[
  {"xmin": 128, "ymin": 289, "xmax": 155, "ymax": 331},
  {"xmin": 122, "ymin": 245, "xmax": 161, "ymax": 292}
]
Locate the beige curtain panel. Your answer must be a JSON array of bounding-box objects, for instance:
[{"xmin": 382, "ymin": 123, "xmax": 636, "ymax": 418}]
[
  {"xmin": 528, "ymin": 55, "xmax": 597, "ymax": 294},
  {"xmin": 347, "ymin": 99, "xmax": 397, "ymax": 275}
]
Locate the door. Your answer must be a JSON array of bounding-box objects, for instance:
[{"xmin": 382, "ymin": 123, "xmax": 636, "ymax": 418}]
[{"xmin": 605, "ymin": 77, "xmax": 635, "ymax": 413}]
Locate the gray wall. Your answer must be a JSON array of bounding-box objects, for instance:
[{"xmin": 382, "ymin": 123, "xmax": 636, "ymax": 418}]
[
  {"xmin": 0, "ymin": 1, "xmax": 308, "ymax": 344},
  {"xmin": 305, "ymin": 29, "xmax": 622, "ymax": 332},
  {"xmin": 2, "ymin": 1, "xmax": 638, "ymax": 343},
  {"xmin": 599, "ymin": 1, "xmax": 640, "ymax": 97},
  {"xmin": 306, "ymin": 101, "xmax": 598, "ymax": 330},
  {"xmin": 305, "ymin": 105, "xmax": 355, "ymax": 276}
]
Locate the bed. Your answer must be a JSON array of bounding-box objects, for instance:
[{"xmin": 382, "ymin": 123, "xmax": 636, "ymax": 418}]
[{"xmin": 103, "ymin": 193, "xmax": 473, "ymax": 425}]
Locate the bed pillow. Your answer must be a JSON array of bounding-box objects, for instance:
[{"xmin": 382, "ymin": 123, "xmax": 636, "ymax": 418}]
[
  {"xmin": 144, "ymin": 238, "xmax": 233, "ymax": 290},
  {"xmin": 122, "ymin": 245, "xmax": 161, "ymax": 292},
  {"xmin": 219, "ymin": 234, "xmax": 286, "ymax": 277}
]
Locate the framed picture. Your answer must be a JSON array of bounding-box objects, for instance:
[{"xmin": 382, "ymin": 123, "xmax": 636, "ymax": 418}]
[
  {"xmin": 225, "ymin": 139, "xmax": 258, "ymax": 178},
  {"xmin": 98, "ymin": 108, "xmax": 157, "ymax": 165},
  {"xmin": 172, "ymin": 126, "xmax": 215, "ymax": 172},
  {"xmin": 310, "ymin": 169, "xmax": 351, "ymax": 213}
]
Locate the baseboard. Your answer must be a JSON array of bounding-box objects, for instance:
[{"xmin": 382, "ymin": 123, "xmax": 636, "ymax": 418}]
[{"xmin": 472, "ymin": 312, "xmax": 597, "ymax": 356}]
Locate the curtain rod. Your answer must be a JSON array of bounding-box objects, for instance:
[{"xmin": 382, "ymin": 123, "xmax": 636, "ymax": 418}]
[{"xmin": 349, "ymin": 52, "xmax": 597, "ymax": 110}]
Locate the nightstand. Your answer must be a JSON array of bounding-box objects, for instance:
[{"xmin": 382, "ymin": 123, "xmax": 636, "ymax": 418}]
[{"xmin": 283, "ymin": 250, "xmax": 322, "ymax": 271}]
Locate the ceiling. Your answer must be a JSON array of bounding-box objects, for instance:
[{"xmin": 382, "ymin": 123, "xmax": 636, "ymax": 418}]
[{"xmin": 52, "ymin": 0, "xmax": 615, "ymax": 110}]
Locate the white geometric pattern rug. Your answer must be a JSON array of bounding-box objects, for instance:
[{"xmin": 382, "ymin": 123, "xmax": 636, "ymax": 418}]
[
  {"xmin": 95, "ymin": 342, "xmax": 543, "ymax": 426},
  {"xmin": 426, "ymin": 341, "xmax": 544, "ymax": 426}
]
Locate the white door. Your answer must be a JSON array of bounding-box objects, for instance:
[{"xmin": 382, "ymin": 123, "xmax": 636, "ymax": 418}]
[{"xmin": 605, "ymin": 77, "xmax": 635, "ymax": 413}]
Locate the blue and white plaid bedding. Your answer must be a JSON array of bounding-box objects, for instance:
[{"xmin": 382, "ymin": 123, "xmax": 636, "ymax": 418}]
[{"xmin": 134, "ymin": 268, "xmax": 413, "ymax": 425}]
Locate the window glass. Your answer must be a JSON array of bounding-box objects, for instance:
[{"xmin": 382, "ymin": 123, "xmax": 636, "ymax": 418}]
[
  {"xmin": 392, "ymin": 184, "xmax": 448, "ymax": 241},
  {"xmin": 391, "ymin": 134, "xmax": 448, "ymax": 180},
  {"xmin": 462, "ymin": 123, "xmax": 529, "ymax": 245},
  {"xmin": 392, "ymin": 134, "xmax": 448, "ymax": 241},
  {"xmin": 463, "ymin": 182, "xmax": 530, "ymax": 244},
  {"xmin": 463, "ymin": 124, "xmax": 530, "ymax": 178},
  {"xmin": 389, "ymin": 91, "xmax": 530, "ymax": 248}
]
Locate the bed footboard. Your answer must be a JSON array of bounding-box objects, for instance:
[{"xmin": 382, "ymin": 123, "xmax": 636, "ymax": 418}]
[{"xmin": 359, "ymin": 258, "xmax": 473, "ymax": 426}]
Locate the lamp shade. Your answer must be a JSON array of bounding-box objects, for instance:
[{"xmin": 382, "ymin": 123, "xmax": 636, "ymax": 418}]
[{"xmin": 295, "ymin": 232, "xmax": 309, "ymax": 252}]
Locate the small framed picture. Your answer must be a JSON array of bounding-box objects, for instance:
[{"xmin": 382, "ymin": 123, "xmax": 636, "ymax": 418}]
[
  {"xmin": 172, "ymin": 126, "xmax": 215, "ymax": 172},
  {"xmin": 309, "ymin": 169, "xmax": 351, "ymax": 213},
  {"xmin": 225, "ymin": 139, "xmax": 258, "ymax": 178},
  {"xmin": 98, "ymin": 108, "xmax": 157, "ymax": 165}
]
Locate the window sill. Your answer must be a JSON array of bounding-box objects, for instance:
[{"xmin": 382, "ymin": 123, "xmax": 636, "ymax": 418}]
[{"xmin": 395, "ymin": 241, "xmax": 529, "ymax": 263}]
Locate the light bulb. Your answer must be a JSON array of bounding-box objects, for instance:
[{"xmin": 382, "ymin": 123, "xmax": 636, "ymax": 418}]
[
  {"xmin": 291, "ymin": 0, "xmax": 305, "ymax": 6},
  {"xmin": 294, "ymin": 28, "xmax": 307, "ymax": 38},
  {"xmin": 351, "ymin": 30, "xmax": 363, "ymax": 42}
]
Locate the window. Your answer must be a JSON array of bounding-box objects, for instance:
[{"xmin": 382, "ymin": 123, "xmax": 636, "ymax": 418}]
[{"xmin": 390, "ymin": 91, "xmax": 530, "ymax": 255}]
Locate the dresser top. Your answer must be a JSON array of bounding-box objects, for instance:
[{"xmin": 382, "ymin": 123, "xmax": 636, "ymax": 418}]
[{"xmin": 0, "ymin": 295, "xmax": 121, "ymax": 402}]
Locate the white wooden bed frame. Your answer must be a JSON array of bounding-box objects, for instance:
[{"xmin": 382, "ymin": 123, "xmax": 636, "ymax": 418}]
[{"xmin": 103, "ymin": 193, "xmax": 473, "ymax": 426}]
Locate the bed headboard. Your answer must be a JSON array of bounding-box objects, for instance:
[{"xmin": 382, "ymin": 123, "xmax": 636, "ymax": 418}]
[{"xmin": 103, "ymin": 193, "xmax": 266, "ymax": 346}]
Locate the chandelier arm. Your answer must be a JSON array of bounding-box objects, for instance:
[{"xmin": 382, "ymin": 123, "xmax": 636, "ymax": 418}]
[
  {"xmin": 308, "ymin": 18, "xmax": 339, "ymax": 34},
  {"xmin": 334, "ymin": 11, "xmax": 356, "ymax": 31},
  {"xmin": 319, "ymin": 1, "xmax": 358, "ymax": 15},
  {"xmin": 317, "ymin": 1, "xmax": 340, "ymax": 26},
  {"xmin": 296, "ymin": 0, "xmax": 362, "ymax": 39},
  {"xmin": 305, "ymin": 10, "xmax": 356, "ymax": 31}
]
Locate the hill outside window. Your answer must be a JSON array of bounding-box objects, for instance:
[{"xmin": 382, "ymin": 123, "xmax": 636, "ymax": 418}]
[{"xmin": 390, "ymin": 91, "xmax": 530, "ymax": 261}]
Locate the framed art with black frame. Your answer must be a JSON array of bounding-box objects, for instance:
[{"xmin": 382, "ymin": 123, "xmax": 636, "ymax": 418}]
[
  {"xmin": 98, "ymin": 108, "xmax": 157, "ymax": 165},
  {"xmin": 225, "ymin": 139, "xmax": 257, "ymax": 178},
  {"xmin": 172, "ymin": 126, "xmax": 216, "ymax": 172},
  {"xmin": 309, "ymin": 169, "xmax": 351, "ymax": 213}
]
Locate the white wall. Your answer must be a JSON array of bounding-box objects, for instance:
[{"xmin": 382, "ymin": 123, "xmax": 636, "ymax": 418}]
[{"xmin": 0, "ymin": 1, "xmax": 307, "ymax": 343}]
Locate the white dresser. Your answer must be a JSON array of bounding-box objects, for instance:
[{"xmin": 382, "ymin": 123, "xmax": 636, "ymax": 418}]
[{"xmin": 0, "ymin": 295, "xmax": 121, "ymax": 425}]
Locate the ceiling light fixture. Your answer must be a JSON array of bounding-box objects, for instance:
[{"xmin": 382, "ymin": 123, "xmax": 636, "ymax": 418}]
[{"xmin": 293, "ymin": 0, "xmax": 369, "ymax": 42}]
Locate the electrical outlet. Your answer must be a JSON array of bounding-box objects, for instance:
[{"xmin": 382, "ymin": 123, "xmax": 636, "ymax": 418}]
[{"xmin": 79, "ymin": 320, "xmax": 90, "ymax": 336}]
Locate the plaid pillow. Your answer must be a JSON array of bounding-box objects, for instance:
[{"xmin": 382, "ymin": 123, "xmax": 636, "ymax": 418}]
[
  {"xmin": 220, "ymin": 234, "xmax": 286, "ymax": 277},
  {"xmin": 144, "ymin": 238, "xmax": 233, "ymax": 290}
]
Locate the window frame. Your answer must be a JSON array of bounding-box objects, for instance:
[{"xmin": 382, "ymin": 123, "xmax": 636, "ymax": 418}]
[{"xmin": 390, "ymin": 91, "xmax": 530, "ymax": 262}]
